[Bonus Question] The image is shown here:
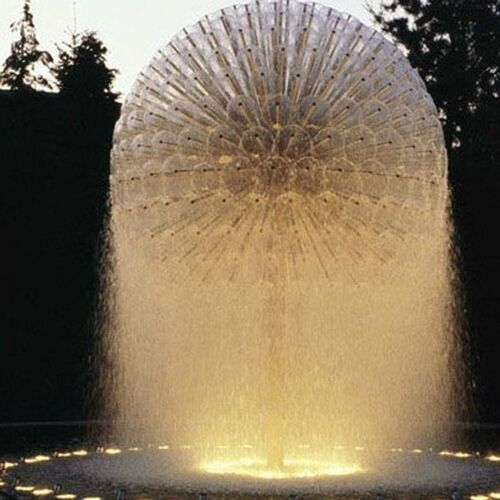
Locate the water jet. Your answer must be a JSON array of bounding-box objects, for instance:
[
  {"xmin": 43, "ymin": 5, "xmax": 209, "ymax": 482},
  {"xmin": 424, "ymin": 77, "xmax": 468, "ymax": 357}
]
[{"xmin": 106, "ymin": 0, "xmax": 457, "ymax": 474}]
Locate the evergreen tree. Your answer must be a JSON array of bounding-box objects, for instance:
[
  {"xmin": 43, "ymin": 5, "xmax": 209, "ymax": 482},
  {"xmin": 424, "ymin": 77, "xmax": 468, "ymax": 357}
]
[
  {"xmin": 369, "ymin": 0, "xmax": 500, "ymax": 167},
  {"xmin": 0, "ymin": 0, "xmax": 53, "ymax": 91},
  {"xmin": 54, "ymin": 31, "xmax": 119, "ymax": 102}
]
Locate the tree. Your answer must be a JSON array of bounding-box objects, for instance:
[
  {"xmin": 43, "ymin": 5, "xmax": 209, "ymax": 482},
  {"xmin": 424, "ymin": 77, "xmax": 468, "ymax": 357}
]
[
  {"xmin": 0, "ymin": 0, "xmax": 53, "ymax": 91},
  {"xmin": 369, "ymin": 0, "xmax": 500, "ymax": 167},
  {"xmin": 54, "ymin": 31, "xmax": 119, "ymax": 102}
]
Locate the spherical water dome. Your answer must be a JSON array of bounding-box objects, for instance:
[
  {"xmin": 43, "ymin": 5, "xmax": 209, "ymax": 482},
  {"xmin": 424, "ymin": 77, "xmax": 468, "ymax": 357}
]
[
  {"xmin": 111, "ymin": 0, "xmax": 447, "ymax": 285},
  {"xmin": 106, "ymin": 0, "xmax": 459, "ymax": 475}
]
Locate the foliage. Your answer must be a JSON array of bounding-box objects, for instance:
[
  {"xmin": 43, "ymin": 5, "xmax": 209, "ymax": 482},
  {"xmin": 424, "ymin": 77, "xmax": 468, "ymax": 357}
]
[
  {"xmin": 0, "ymin": 0, "xmax": 53, "ymax": 91},
  {"xmin": 369, "ymin": 0, "xmax": 500, "ymax": 166},
  {"xmin": 53, "ymin": 31, "xmax": 119, "ymax": 102}
]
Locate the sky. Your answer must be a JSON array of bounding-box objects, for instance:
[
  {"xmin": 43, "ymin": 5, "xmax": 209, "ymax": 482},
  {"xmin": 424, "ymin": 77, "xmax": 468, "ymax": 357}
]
[{"xmin": 0, "ymin": 0, "xmax": 375, "ymax": 99}]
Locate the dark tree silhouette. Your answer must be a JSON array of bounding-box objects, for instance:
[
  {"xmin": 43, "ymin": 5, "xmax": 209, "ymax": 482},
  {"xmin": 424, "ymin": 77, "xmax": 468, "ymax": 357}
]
[
  {"xmin": 0, "ymin": 0, "xmax": 52, "ymax": 91},
  {"xmin": 369, "ymin": 0, "xmax": 500, "ymax": 167},
  {"xmin": 54, "ymin": 31, "xmax": 119, "ymax": 101}
]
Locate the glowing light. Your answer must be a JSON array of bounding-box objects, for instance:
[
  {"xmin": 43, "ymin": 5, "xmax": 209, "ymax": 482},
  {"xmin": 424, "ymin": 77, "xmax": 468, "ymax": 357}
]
[
  {"xmin": 15, "ymin": 486, "xmax": 35, "ymax": 492},
  {"xmin": 486, "ymin": 454, "xmax": 500, "ymax": 462},
  {"xmin": 82, "ymin": 497, "xmax": 102, "ymax": 500},
  {"xmin": 200, "ymin": 457, "xmax": 363, "ymax": 479},
  {"xmin": 411, "ymin": 448, "xmax": 423, "ymax": 454},
  {"xmin": 55, "ymin": 494, "xmax": 77, "ymax": 499},
  {"xmin": 438, "ymin": 450, "xmax": 473, "ymax": 458},
  {"xmin": 489, "ymin": 493, "xmax": 500, "ymax": 499},
  {"xmin": 0, "ymin": 481, "xmax": 5, "ymax": 487},
  {"xmin": 158, "ymin": 445, "xmax": 169, "ymax": 450},
  {"xmin": 104, "ymin": 448, "xmax": 122, "ymax": 455},
  {"xmin": 128, "ymin": 447, "xmax": 141, "ymax": 451},
  {"xmin": 2, "ymin": 461, "xmax": 17, "ymax": 469},
  {"xmin": 470, "ymin": 495, "xmax": 489, "ymax": 500},
  {"xmin": 55, "ymin": 452, "xmax": 72, "ymax": 458},
  {"xmin": 25, "ymin": 455, "xmax": 51, "ymax": 464},
  {"xmin": 33, "ymin": 489, "xmax": 54, "ymax": 496},
  {"xmin": 72, "ymin": 450, "xmax": 88, "ymax": 456}
]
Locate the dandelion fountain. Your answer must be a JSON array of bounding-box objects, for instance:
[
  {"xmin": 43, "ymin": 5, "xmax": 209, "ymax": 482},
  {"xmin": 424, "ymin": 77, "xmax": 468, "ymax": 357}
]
[{"xmin": 2, "ymin": 0, "xmax": 500, "ymax": 498}]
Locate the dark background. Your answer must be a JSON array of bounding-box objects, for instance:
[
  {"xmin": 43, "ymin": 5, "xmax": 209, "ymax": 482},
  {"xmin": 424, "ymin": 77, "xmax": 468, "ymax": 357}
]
[{"xmin": 1, "ymin": 90, "xmax": 119, "ymax": 423}]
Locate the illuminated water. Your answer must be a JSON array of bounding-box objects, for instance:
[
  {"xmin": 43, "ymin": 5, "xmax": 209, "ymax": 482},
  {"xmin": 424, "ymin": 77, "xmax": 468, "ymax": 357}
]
[
  {"xmin": 97, "ymin": 0, "xmax": 466, "ymax": 488},
  {"xmin": 3, "ymin": 446, "xmax": 500, "ymax": 498}
]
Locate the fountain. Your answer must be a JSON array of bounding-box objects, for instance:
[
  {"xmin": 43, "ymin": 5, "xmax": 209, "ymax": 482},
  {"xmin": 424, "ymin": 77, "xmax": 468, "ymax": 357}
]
[
  {"xmin": 106, "ymin": 0, "xmax": 458, "ymax": 463},
  {"xmin": 2, "ymin": 0, "xmax": 499, "ymax": 498}
]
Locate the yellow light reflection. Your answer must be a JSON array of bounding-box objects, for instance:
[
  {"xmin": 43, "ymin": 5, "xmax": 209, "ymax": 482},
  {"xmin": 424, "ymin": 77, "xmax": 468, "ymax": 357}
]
[
  {"xmin": 470, "ymin": 495, "xmax": 489, "ymax": 500},
  {"xmin": 104, "ymin": 448, "xmax": 122, "ymax": 455},
  {"xmin": 486, "ymin": 454, "xmax": 500, "ymax": 462},
  {"xmin": 25, "ymin": 455, "xmax": 51, "ymax": 464},
  {"xmin": 200, "ymin": 457, "xmax": 363, "ymax": 479},
  {"xmin": 33, "ymin": 488, "xmax": 54, "ymax": 496},
  {"xmin": 55, "ymin": 494, "xmax": 77, "ymax": 499},
  {"xmin": 15, "ymin": 486, "xmax": 35, "ymax": 492},
  {"xmin": 489, "ymin": 493, "xmax": 500, "ymax": 499},
  {"xmin": 3, "ymin": 461, "xmax": 17, "ymax": 469},
  {"xmin": 72, "ymin": 450, "xmax": 88, "ymax": 456},
  {"xmin": 440, "ymin": 450, "xmax": 473, "ymax": 458}
]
